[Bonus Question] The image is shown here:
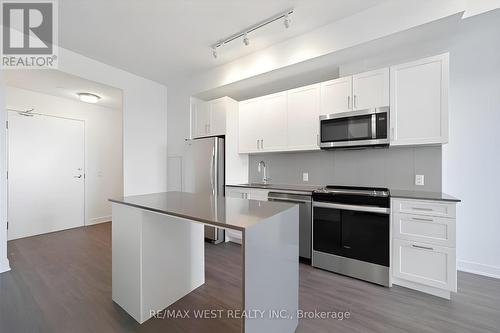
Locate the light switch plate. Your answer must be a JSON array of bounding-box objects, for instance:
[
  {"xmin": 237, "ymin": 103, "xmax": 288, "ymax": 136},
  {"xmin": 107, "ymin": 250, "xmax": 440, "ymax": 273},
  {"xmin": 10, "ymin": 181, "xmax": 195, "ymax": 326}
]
[
  {"xmin": 302, "ymin": 172, "xmax": 309, "ymax": 182},
  {"xmin": 415, "ymin": 174, "xmax": 425, "ymax": 186}
]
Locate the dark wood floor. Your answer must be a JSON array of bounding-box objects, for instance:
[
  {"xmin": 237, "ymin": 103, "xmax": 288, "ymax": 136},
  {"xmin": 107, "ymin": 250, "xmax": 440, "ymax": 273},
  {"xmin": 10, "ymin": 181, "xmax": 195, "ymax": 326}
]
[{"xmin": 1, "ymin": 223, "xmax": 499, "ymax": 333}]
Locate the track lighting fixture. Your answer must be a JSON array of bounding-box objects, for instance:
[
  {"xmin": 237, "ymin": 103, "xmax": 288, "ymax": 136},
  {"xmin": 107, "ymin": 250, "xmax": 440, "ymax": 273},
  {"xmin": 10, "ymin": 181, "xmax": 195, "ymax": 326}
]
[
  {"xmin": 284, "ymin": 14, "xmax": 290, "ymax": 29},
  {"xmin": 210, "ymin": 8, "xmax": 294, "ymax": 59}
]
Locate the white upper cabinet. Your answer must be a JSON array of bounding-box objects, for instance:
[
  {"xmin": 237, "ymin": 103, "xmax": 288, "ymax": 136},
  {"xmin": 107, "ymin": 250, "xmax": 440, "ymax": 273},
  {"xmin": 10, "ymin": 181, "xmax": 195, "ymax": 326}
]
[
  {"xmin": 208, "ymin": 98, "xmax": 227, "ymax": 136},
  {"xmin": 390, "ymin": 54, "xmax": 449, "ymax": 146},
  {"xmin": 320, "ymin": 77, "xmax": 352, "ymax": 115},
  {"xmin": 238, "ymin": 92, "xmax": 287, "ymax": 153},
  {"xmin": 352, "ymin": 68, "xmax": 389, "ymax": 110},
  {"xmin": 238, "ymin": 97, "xmax": 262, "ymax": 153},
  {"xmin": 259, "ymin": 92, "xmax": 288, "ymax": 151},
  {"xmin": 191, "ymin": 97, "xmax": 228, "ymax": 138},
  {"xmin": 287, "ymin": 84, "xmax": 321, "ymax": 150},
  {"xmin": 191, "ymin": 100, "xmax": 210, "ymax": 138}
]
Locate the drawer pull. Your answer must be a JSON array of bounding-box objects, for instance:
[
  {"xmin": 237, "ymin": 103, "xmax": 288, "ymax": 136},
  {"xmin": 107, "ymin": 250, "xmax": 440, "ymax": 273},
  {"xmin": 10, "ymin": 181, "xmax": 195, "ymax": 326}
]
[
  {"xmin": 412, "ymin": 207, "xmax": 433, "ymax": 212},
  {"xmin": 412, "ymin": 244, "xmax": 434, "ymax": 251},
  {"xmin": 411, "ymin": 217, "xmax": 434, "ymax": 222}
]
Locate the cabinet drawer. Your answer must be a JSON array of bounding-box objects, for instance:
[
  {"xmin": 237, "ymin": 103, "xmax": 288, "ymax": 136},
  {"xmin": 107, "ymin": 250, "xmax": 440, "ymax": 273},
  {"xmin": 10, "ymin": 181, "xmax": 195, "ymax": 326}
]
[
  {"xmin": 392, "ymin": 199, "xmax": 455, "ymax": 218},
  {"xmin": 392, "ymin": 213, "xmax": 455, "ymax": 247},
  {"xmin": 393, "ymin": 239, "xmax": 456, "ymax": 291}
]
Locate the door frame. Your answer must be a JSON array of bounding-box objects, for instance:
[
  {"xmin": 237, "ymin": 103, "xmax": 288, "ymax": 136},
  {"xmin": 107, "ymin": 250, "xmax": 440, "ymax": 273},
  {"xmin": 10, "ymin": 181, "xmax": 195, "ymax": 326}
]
[{"xmin": 6, "ymin": 110, "xmax": 87, "ymax": 239}]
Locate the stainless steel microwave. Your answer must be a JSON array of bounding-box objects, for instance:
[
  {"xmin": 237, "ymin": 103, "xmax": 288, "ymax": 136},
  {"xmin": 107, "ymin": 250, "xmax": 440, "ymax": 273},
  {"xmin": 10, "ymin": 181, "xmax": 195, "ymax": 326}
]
[{"xmin": 318, "ymin": 107, "xmax": 390, "ymax": 149}]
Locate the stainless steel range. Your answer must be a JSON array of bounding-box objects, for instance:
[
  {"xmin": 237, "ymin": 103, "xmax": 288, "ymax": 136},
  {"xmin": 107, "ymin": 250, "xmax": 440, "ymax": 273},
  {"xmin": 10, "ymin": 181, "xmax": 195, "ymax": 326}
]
[{"xmin": 312, "ymin": 186, "xmax": 390, "ymax": 286}]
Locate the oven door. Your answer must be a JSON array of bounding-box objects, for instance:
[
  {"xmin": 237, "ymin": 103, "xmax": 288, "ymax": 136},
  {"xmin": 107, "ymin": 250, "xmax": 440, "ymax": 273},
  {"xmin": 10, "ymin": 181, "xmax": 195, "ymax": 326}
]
[
  {"xmin": 319, "ymin": 108, "xmax": 389, "ymax": 148},
  {"xmin": 312, "ymin": 202, "xmax": 389, "ymax": 267}
]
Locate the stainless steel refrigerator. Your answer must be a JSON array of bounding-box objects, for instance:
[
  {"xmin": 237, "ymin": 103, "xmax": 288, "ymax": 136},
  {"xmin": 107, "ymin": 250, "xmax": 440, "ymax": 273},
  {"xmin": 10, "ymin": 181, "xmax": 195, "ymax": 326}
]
[{"xmin": 183, "ymin": 137, "xmax": 225, "ymax": 243}]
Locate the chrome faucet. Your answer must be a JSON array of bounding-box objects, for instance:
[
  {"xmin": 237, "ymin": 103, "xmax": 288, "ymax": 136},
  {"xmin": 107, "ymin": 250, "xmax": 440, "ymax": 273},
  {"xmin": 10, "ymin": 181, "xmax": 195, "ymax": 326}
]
[{"xmin": 258, "ymin": 161, "xmax": 271, "ymax": 184}]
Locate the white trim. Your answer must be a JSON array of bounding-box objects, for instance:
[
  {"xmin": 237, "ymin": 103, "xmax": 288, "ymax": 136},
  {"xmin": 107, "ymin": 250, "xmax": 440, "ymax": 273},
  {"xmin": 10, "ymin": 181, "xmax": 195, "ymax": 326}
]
[
  {"xmin": 87, "ymin": 215, "xmax": 112, "ymax": 226},
  {"xmin": 0, "ymin": 258, "xmax": 10, "ymax": 274},
  {"xmin": 458, "ymin": 260, "xmax": 500, "ymax": 280}
]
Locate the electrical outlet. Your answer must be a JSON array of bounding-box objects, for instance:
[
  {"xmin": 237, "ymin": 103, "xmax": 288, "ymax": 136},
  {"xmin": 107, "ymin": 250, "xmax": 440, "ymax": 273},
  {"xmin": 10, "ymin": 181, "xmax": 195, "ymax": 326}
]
[
  {"xmin": 302, "ymin": 172, "xmax": 309, "ymax": 182},
  {"xmin": 415, "ymin": 174, "xmax": 425, "ymax": 186}
]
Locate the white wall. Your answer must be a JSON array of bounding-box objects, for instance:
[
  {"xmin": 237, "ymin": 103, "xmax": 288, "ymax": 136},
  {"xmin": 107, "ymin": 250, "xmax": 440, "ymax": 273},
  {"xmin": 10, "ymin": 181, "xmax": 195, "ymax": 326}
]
[
  {"xmin": 0, "ymin": 47, "xmax": 168, "ymax": 273},
  {"xmin": 0, "ymin": 76, "xmax": 8, "ymax": 273},
  {"xmin": 6, "ymin": 86, "xmax": 123, "ymax": 225}
]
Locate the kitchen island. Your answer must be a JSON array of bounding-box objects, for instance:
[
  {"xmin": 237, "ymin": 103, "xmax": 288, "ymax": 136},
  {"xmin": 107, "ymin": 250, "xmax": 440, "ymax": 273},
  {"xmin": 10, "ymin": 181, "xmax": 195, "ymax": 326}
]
[{"xmin": 109, "ymin": 191, "xmax": 299, "ymax": 333}]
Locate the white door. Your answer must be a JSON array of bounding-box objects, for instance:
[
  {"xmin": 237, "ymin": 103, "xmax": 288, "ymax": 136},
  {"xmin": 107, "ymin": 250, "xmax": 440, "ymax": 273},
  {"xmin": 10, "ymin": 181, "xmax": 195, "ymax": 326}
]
[
  {"xmin": 390, "ymin": 54, "xmax": 449, "ymax": 146},
  {"xmin": 238, "ymin": 98, "xmax": 261, "ymax": 153},
  {"xmin": 320, "ymin": 77, "xmax": 352, "ymax": 115},
  {"xmin": 208, "ymin": 98, "xmax": 226, "ymax": 136},
  {"xmin": 7, "ymin": 113, "xmax": 85, "ymax": 240},
  {"xmin": 192, "ymin": 101, "xmax": 210, "ymax": 138},
  {"xmin": 260, "ymin": 92, "xmax": 287, "ymax": 151},
  {"xmin": 287, "ymin": 84, "xmax": 321, "ymax": 150},
  {"xmin": 352, "ymin": 67, "xmax": 389, "ymax": 110}
]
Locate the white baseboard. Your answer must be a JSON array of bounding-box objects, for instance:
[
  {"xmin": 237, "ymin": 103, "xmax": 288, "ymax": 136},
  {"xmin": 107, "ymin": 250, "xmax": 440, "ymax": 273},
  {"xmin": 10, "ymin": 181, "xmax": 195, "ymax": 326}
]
[
  {"xmin": 0, "ymin": 258, "xmax": 11, "ymax": 274},
  {"xmin": 87, "ymin": 215, "xmax": 112, "ymax": 226},
  {"xmin": 458, "ymin": 260, "xmax": 500, "ymax": 279}
]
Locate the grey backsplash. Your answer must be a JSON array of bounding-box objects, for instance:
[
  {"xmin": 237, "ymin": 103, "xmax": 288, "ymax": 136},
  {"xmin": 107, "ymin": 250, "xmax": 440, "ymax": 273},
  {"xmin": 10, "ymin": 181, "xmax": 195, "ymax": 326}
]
[{"xmin": 248, "ymin": 146, "xmax": 442, "ymax": 192}]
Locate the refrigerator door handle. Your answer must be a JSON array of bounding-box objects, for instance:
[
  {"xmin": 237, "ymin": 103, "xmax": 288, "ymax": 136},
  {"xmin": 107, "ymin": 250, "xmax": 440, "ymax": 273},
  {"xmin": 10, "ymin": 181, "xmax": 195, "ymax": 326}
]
[
  {"xmin": 213, "ymin": 140, "xmax": 219, "ymax": 196},
  {"xmin": 210, "ymin": 145, "xmax": 216, "ymax": 195}
]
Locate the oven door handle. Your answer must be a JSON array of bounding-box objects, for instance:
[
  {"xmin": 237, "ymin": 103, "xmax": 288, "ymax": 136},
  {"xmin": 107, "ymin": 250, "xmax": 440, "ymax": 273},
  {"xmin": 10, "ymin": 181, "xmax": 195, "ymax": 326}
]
[{"xmin": 313, "ymin": 201, "xmax": 390, "ymax": 214}]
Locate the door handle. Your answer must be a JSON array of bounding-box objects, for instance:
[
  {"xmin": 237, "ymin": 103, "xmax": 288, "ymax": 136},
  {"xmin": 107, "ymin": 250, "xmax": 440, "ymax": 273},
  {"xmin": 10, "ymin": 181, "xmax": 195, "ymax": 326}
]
[
  {"xmin": 353, "ymin": 95, "xmax": 357, "ymax": 109},
  {"xmin": 256, "ymin": 139, "xmax": 259, "ymax": 149},
  {"xmin": 261, "ymin": 139, "xmax": 264, "ymax": 149},
  {"xmin": 74, "ymin": 175, "xmax": 82, "ymax": 178},
  {"xmin": 347, "ymin": 95, "xmax": 351, "ymax": 109},
  {"xmin": 412, "ymin": 244, "xmax": 434, "ymax": 251}
]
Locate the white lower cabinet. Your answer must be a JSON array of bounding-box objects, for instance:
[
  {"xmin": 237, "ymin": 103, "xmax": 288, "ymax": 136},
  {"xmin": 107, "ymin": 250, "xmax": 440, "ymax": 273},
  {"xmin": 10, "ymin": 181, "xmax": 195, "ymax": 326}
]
[
  {"xmin": 391, "ymin": 198, "xmax": 457, "ymax": 299},
  {"xmin": 393, "ymin": 239, "xmax": 456, "ymax": 291},
  {"xmin": 225, "ymin": 187, "xmax": 268, "ymax": 244}
]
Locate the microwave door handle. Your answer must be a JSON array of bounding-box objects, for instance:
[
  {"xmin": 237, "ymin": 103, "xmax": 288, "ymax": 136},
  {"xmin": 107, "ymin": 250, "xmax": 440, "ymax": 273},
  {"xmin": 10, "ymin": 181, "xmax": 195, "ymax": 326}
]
[{"xmin": 371, "ymin": 114, "xmax": 376, "ymax": 139}]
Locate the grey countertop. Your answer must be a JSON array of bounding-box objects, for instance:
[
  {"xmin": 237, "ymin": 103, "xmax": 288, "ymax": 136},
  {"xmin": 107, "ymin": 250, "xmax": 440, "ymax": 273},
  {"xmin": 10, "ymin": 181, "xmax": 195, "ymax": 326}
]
[
  {"xmin": 109, "ymin": 191, "xmax": 296, "ymax": 231},
  {"xmin": 389, "ymin": 189, "xmax": 460, "ymax": 202},
  {"xmin": 227, "ymin": 183, "xmax": 320, "ymax": 194},
  {"xmin": 228, "ymin": 183, "xmax": 460, "ymax": 202}
]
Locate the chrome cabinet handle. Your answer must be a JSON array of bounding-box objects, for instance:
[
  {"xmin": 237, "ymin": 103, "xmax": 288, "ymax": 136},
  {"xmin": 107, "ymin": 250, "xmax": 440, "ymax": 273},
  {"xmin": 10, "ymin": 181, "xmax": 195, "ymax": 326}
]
[
  {"xmin": 411, "ymin": 217, "xmax": 434, "ymax": 222},
  {"xmin": 412, "ymin": 207, "xmax": 433, "ymax": 211},
  {"xmin": 74, "ymin": 175, "xmax": 82, "ymax": 178},
  {"xmin": 261, "ymin": 139, "xmax": 264, "ymax": 149},
  {"xmin": 353, "ymin": 95, "xmax": 357, "ymax": 108},
  {"xmin": 347, "ymin": 95, "xmax": 351, "ymax": 109},
  {"xmin": 256, "ymin": 139, "xmax": 259, "ymax": 149},
  {"xmin": 412, "ymin": 244, "xmax": 434, "ymax": 251}
]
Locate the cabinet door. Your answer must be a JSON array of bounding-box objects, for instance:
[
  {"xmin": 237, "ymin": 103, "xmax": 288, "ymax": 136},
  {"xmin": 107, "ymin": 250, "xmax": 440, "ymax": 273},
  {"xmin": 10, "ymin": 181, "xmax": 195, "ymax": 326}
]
[
  {"xmin": 320, "ymin": 77, "xmax": 352, "ymax": 115},
  {"xmin": 287, "ymin": 84, "xmax": 320, "ymax": 150},
  {"xmin": 226, "ymin": 187, "xmax": 250, "ymax": 199},
  {"xmin": 238, "ymin": 98, "xmax": 261, "ymax": 153},
  {"xmin": 192, "ymin": 101, "xmax": 210, "ymax": 138},
  {"xmin": 352, "ymin": 68, "xmax": 389, "ymax": 110},
  {"xmin": 260, "ymin": 92, "xmax": 287, "ymax": 151},
  {"xmin": 249, "ymin": 188, "xmax": 269, "ymax": 201},
  {"xmin": 209, "ymin": 98, "xmax": 227, "ymax": 136},
  {"xmin": 390, "ymin": 54, "xmax": 449, "ymax": 146},
  {"xmin": 393, "ymin": 238, "xmax": 456, "ymax": 291}
]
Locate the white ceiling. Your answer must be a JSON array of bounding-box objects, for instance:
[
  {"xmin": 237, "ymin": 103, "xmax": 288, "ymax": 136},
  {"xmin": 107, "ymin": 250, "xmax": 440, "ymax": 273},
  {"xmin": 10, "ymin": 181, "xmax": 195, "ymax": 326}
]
[
  {"xmin": 5, "ymin": 70, "xmax": 123, "ymax": 109},
  {"xmin": 58, "ymin": 0, "xmax": 386, "ymax": 85}
]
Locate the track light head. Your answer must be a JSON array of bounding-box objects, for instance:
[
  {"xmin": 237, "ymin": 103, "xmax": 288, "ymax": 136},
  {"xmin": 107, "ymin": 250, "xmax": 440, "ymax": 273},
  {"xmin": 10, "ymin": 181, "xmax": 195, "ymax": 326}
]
[
  {"xmin": 284, "ymin": 14, "xmax": 291, "ymax": 29},
  {"xmin": 212, "ymin": 47, "xmax": 218, "ymax": 59},
  {"xmin": 243, "ymin": 33, "xmax": 250, "ymax": 46}
]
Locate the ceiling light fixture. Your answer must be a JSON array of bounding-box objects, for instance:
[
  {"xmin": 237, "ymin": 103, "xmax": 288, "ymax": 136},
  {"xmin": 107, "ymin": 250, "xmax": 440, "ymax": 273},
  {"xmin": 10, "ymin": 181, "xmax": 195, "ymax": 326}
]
[
  {"xmin": 78, "ymin": 93, "xmax": 101, "ymax": 104},
  {"xmin": 210, "ymin": 8, "xmax": 294, "ymax": 59},
  {"xmin": 284, "ymin": 13, "xmax": 291, "ymax": 29}
]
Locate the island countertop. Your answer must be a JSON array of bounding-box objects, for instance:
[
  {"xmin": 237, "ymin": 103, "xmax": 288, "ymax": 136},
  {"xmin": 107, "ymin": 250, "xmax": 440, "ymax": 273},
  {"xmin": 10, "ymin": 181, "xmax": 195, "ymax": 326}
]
[{"xmin": 109, "ymin": 191, "xmax": 296, "ymax": 231}]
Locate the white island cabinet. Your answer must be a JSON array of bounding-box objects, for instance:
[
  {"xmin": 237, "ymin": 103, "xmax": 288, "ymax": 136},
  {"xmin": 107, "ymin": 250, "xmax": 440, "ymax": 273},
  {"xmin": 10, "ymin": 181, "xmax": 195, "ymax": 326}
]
[{"xmin": 110, "ymin": 192, "xmax": 299, "ymax": 333}]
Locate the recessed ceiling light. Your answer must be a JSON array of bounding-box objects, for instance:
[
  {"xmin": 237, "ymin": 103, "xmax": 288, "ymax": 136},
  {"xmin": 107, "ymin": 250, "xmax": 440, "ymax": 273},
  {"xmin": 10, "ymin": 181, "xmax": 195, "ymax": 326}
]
[{"xmin": 77, "ymin": 93, "xmax": 101, "ymax": 104}]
